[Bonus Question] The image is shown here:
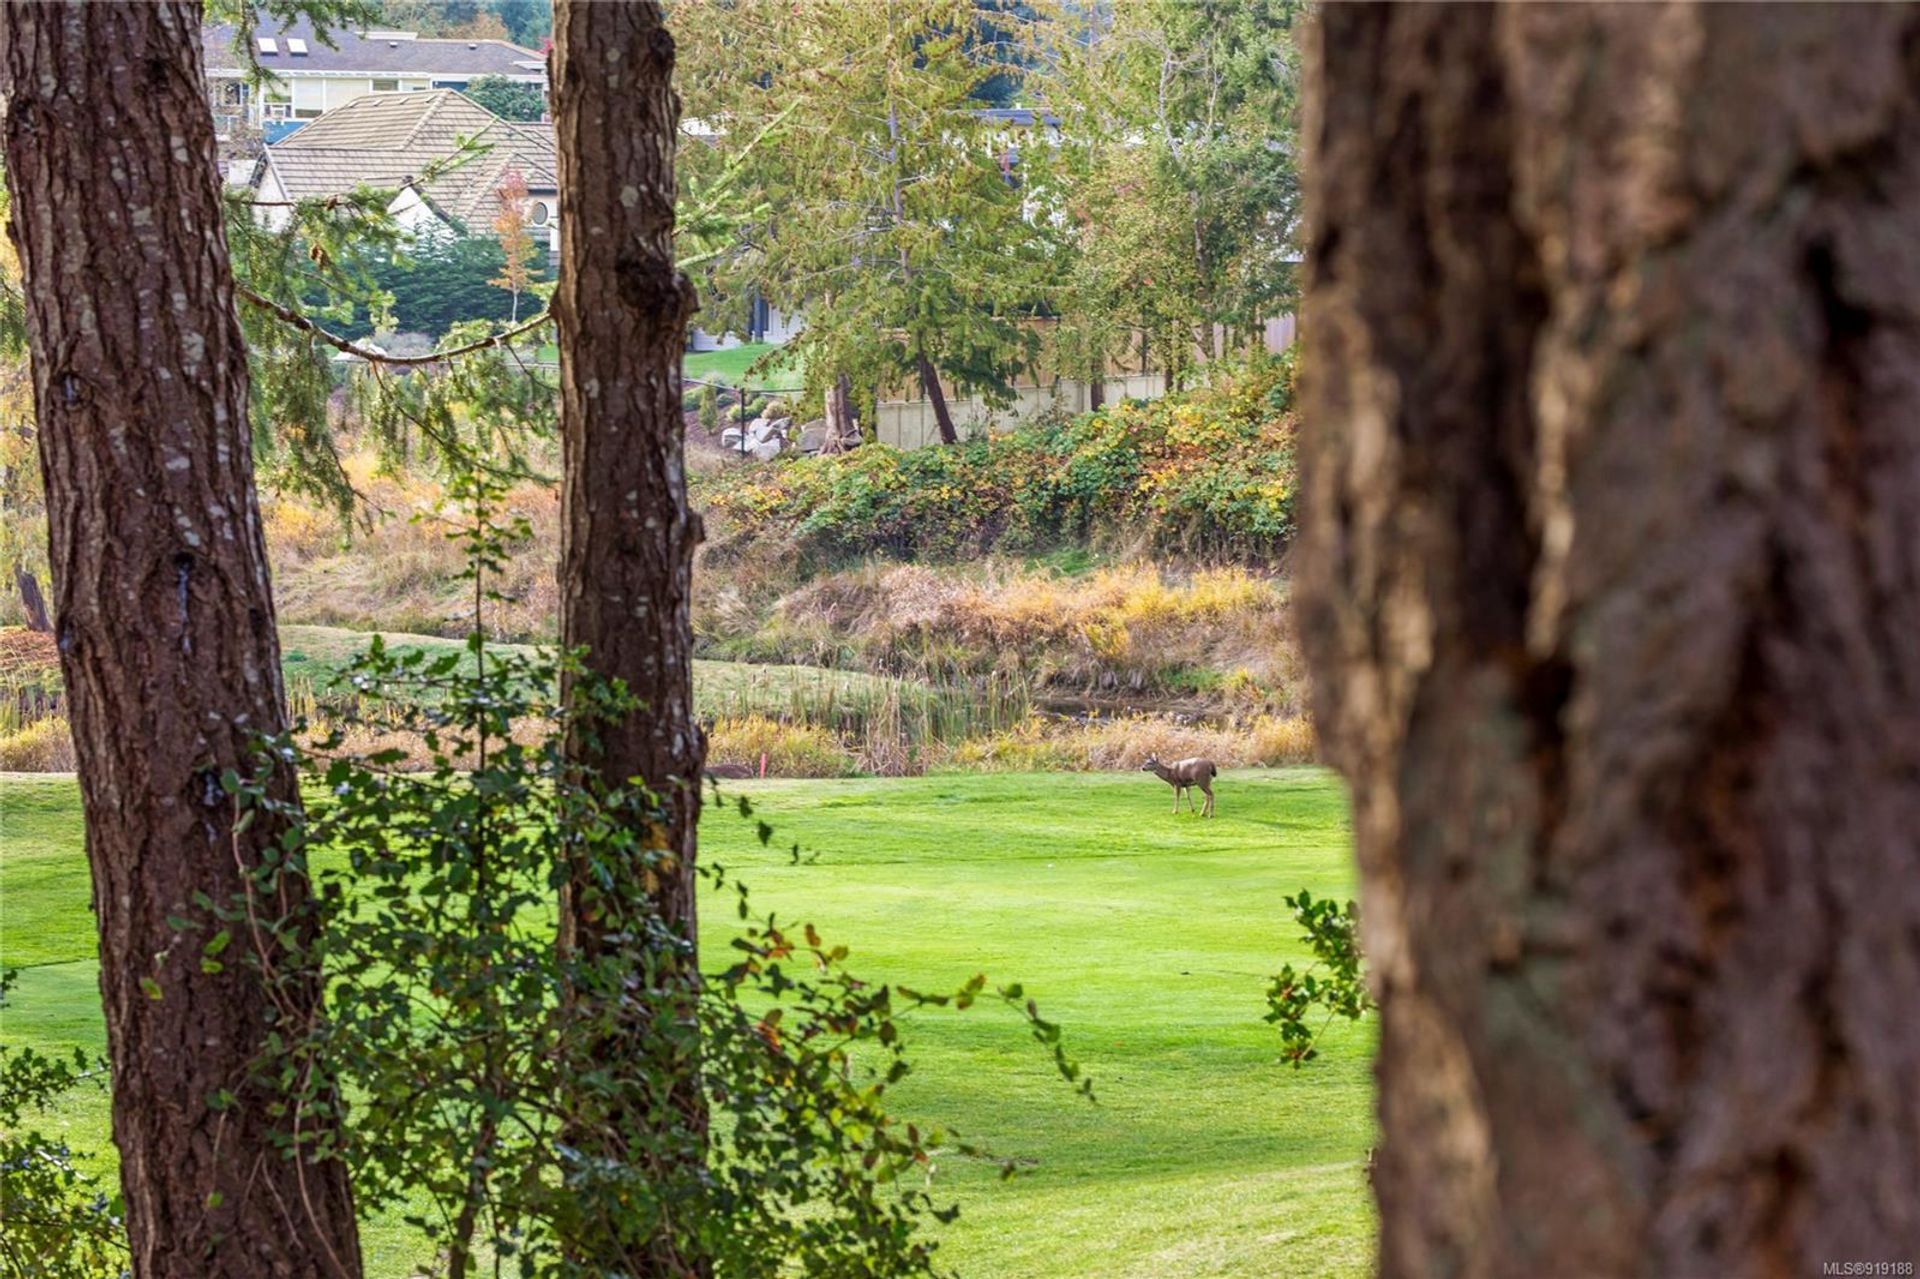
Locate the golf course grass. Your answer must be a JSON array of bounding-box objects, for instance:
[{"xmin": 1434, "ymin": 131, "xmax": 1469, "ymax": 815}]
[{"xmin": 0, "ymin": 767, "xmax": 1373, "ymax": 1277}]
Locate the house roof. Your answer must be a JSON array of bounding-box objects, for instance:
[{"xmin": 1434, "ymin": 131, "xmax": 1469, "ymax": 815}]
[
  {"xmin": 262, "ymin": 91, "xmax": 555, "ymax": 230},
  {"xmin": 206, "ymin": 12, "xmax": 545, "ymax": 79}
]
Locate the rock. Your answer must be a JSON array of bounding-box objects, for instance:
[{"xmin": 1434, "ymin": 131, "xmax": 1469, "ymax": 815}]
[
  {"xmin": 719, "ymin": 426, "xmax": 746, "ymax": 450},
  {"xmin": 749, "ymin": 439, "xmax": 782, "ymax": 462},
  {"xmin": 796, "ymin": 418, "xmax": 828, "ymax": 453}
]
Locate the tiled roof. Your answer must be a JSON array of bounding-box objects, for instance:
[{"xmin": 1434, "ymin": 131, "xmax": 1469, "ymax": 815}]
[
  {"xmin": 206, "ymin": 12, "xmax": 545, "ymax": 79},
  {"xmin": 277, "ymin": 88, "xmax": 499, "ymax": 150},
  {"xmin": 262, "ymin": 91, "xmax": 555, "ymax": 229}
]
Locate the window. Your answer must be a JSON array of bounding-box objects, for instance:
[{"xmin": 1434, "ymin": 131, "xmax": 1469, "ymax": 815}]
[
  {"xmin": 528, "ymin": 201, "xmax": 551, "ymax": 227},
  {"xmin": 287, "ymin": 38, "xmax": 308, "ymax": 55},
  {"xmin": 257, "ymin": 37, "xmax": 277, "ymax": 54},
  {"xmin": 214, "ymin": 81, "xmax": 247, "ymax": 108},
  {"xmin": 264, "ymin": 101, "xmax": 293, "ymax": 119},
  {"xmin": 371, "ymin": 78, "xmax": 400, "ymax": 93}
]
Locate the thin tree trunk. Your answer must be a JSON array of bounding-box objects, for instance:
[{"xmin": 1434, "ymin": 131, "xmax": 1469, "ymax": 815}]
[
  {"xmin": 0, "ymin": 3, "xmax": 362, "ymax": 1275},
  {"xmin": 917, "ymin": 348, "xmax": 958, "ymax": 444},
  {"xmin": 824, "ymin": 370, "xmax": 854, "ymax": 449},
  {"xmin": 550, "ymin": 2, "xmax": 709, "ymax": 1274},
  {"xmin": 1087, "ymin": 359, "xmax": 1105, "ymax": 412},
  {"xmin": 1299, "ymin": 6, "xmax": 1920, "ymax": 1277},
  {"xmin": 13, "ymin": 561, "xmax": 49, "ymax": 632}
]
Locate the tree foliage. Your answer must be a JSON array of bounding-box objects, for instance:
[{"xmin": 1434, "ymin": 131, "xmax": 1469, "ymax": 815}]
[
  {"xmin": 0, "ymin": 976, "xmax": 125, "ymax": 1279},
  {"xmin": 208, "ymin": 468, "xmax": 1086, "ymax": 1275},
  {"xmin": 464, "ymin": 74, "xmax": 547, "ymax": 121},
  {"xmin": 1264, "ymin": 891, "xmax": 1373, "ymax": 1069},
  {"xmin": 1041, "ymin": 0, "xmax": 1303, "ymax": 380},
  {"xmin": 674, "ymin": 0, "xmax": 1049, "ymax": 424}
]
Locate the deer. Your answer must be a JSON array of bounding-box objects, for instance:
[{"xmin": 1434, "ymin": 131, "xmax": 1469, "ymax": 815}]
[{"xmin": 1140, "ymin": 753, "xmax": 1217, "ymax": 817}]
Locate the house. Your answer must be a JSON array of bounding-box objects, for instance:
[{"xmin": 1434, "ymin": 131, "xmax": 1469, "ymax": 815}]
[
  {"xmin": 204, "ymin": 13, "xmax": 545, "ymax": 142},
  {"xmin": 250, "ymin": 91, "xmax": 559, "ymax": 250}
]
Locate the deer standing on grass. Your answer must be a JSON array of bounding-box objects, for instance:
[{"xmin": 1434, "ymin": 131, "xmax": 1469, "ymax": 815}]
[{"xmin": 1141, "ymin": 754, "xmax": 1217, "ymax": 817}]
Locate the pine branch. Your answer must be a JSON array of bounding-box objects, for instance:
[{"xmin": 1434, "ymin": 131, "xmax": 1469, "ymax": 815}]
[{"xmin": 237, "ymin": 284, "xmax": 551, "ymax": 366}]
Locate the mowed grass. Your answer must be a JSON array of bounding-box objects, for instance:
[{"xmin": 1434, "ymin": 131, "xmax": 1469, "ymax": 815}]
[{"xmin": 0, "ymin": 768, "xmax": 1373, "ymax": 1277}]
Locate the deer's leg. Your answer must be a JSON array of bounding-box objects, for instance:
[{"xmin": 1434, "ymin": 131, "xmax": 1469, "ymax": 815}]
[
  {"xmin": 1202, "ymin": 781, "xmax": 1214, "ymax": 817},
  {"xmin": 1172, "ymin": 785, "xmax": 1181, "ymax": 814}
]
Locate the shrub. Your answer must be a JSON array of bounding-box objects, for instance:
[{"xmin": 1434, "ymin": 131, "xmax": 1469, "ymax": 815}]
[
  {"xmin": 931, "ymin": 711, "xmax": 1314, "ymax": 774},
  {"xmin": 698, "ymin": 354, "xmax": 1297, "ymax": 561},
  {"xmin": 707, "ymin": 714, "xmax": 861, "ymax": 777},
  {"xmin": 0, "ymin": 716, "xmax": 76, "ymax": 771}
]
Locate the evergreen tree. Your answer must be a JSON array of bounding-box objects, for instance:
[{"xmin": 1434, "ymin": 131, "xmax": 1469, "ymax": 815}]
[
  {"xmin": 676, "ymin": 0, "xmax": 1048, "ymax": 444},
  {"xmin": 1044, "ymin": 0, "xmax": 1302, "ymax": 376},
  {"xmin": 463, "ymin": 73, "xmax": 547, "ymax": 120}
]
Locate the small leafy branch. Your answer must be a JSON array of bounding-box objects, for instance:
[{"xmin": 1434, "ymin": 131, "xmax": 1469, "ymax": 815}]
[
  {"xmin": 190, "ymin": 457, "xmax": 1087, "ymax": 1275},
  {"xmin": 0, "ymin": 972, "xmax": 126, "ymax": 1279},
  {"xmin": 1265, "ymin": 890, "xmax": 1374, "ymax": 1068}
]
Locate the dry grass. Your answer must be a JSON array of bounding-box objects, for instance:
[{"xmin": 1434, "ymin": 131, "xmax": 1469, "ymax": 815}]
[
  {"xmin": 0, "ymin": 717, "xmax": 76, "ymax": 771},
  {"xmin": 257, "ymin": 453, "xmax": 1307, "ymax": 718},
  {"xmin": 746, "ymin": 561, "xmax": 1306, "ymax": 714},
  {"xmin": 706, "ymin": 715, "xmax": 861, "ymax": 778},
  {"xmin": 264, "ymin": 458, "xmax": 560, "ymax": 641},
  {"xmin": 933, "ymin": 712, "xmax": 1316, "ymax": 775}
]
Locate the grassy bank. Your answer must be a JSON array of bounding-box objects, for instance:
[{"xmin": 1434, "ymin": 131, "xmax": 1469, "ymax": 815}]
[
  {"xmin": 3, "ymin": 622, "xmax": 1314, "ymax": 776},
  {"xmin": 0, "ymin": 768, "xmax": 1372, "ymax": 1277}
]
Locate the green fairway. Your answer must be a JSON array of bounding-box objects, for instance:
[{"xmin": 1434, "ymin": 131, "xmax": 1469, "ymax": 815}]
[{"xmin": 0, "ymin": 768, "xmax": 1372, "ymax": 1277}]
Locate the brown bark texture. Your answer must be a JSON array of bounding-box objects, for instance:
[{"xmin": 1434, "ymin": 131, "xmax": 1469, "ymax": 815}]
[
  {"xmin": 550, "ymin": 1, "xmax": 708, "ymax": 1273},
  {"xmin": 0, "ymin": 4, "xmax": 362, "ymax": 1276},
  {"xmin": 1300, "ymin": 5, "xmax": 1920, "ymax": 1277}
]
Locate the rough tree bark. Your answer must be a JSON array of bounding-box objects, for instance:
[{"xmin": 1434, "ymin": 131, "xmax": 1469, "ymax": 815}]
[
  {"xmin": 0, "ymin": 4, "xmax": 362, "ymax": 1276},
  {"xmin": 550, "ymin": 1, "xmax": 708, "ymax": 1273},
  {"xmin": 916, "ymin": 347, "xmax": 959, "ymax": 444},
  {"xmin": 1300, "ymin": 5, "xmax": 1920, "ymax": 1277}
]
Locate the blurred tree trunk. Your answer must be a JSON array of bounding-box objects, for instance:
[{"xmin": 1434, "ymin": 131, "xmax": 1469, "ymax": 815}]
[
  {"xmin": 824, "ymin": 370, "xmax": 854, "ymax": 450},
  {"xmin": 12, "ymin": 560, "xmax": 48, "ymax": 631},
  {"xmin": 0, "ymin": 3, "xmax": 362, "ymax": 1275},
  {"xmin": 1300, "ymin": 5, "xmax": 1920, "ymax": 1276},
  {"xmin": 917, "ymin": 348, "xmax": 958, "ymax": 444},
  {"xmin": 550, "ymin": 1, "xmax": 709, "ymax": 1273}
]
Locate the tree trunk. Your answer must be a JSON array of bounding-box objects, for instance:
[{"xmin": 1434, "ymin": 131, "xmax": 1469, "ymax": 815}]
[
  {"xmin": 917, "ymin": 347, "xmax": 958, "ymax": 444},
  {"xmin": 824, "ymin": 370, "xmax": 854, "ymax": 450},
  {"xmin": 1299, "ymin": 6, "xmax": 1920, "ymax": 1277},
  {"xmin": 1087, "ymin": 359, "xmax": 1105, "ymax": 412},
  {"xmin": 13, "ymin": 560, "xmax": 49, "ymax": 632},
  {"xmin": 0, "ymin": 4, "xmax": 362, "ymax": 1276},
  {"xmin": 550, "ymin": 2, "xmax": 709, "ymax": 1274}
]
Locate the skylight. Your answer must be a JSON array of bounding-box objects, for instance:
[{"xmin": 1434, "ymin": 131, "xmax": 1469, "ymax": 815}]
[
  {"xmin": 257, "ymin": 37, "xmax": 277, "ymax": 54},
  {"xmin": 287, "ymin": 38, "xmax": 308, "ymax": 55}
]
